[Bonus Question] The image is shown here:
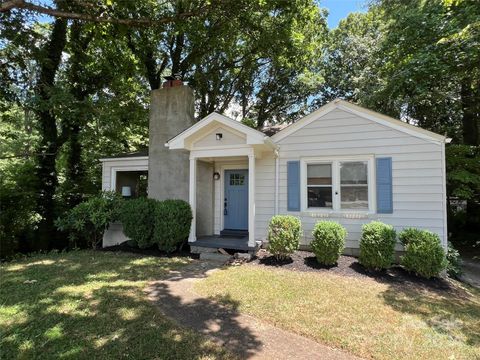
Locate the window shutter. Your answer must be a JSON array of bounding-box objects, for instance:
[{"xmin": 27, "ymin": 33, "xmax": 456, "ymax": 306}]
[
  {"xmin": 287, "ymin": 161, "xmax": 300, "ymax": 211},
  {"xmin": 376, "ymin": 157, "xmax": 393, "ymax": 214}
]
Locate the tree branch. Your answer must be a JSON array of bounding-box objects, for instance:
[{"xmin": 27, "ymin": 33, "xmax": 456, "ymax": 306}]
[{"xmin": 0, "ymin": 0, "xmax": 205, "ymax": 27}]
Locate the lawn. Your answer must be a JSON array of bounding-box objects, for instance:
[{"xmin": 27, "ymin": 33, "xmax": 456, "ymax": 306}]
[
  {"xmin": 0, "ymin": 250, "xmax": 231, "ymax": 360},
  {"xmin": 196, "ymin": 264, "xmax": 480, "ymax": 360}
]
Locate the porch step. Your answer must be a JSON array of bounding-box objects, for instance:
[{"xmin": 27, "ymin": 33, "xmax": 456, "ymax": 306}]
[{"xmin": 220, "ymin": 229, "xmax": 249, "ymax": 237}]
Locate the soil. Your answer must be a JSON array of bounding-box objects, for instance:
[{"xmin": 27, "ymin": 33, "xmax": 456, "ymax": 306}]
[{"xmin": 251, "ymin": 249, "xmax": 456, "ymax": 292}]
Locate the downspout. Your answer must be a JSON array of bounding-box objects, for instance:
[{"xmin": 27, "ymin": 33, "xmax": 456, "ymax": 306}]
[
  {"xmin": 274, "ymin": 149, "xmax": 279, "ymax": 215},
  {"xmin": 441, "ymin": 138, "xmax": 451, "ymax": 251}
]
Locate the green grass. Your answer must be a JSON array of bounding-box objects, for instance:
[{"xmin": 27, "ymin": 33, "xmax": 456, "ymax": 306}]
[
  {"xmin": 0, "ymin": 250, "xmax": 231, "ymax": 359},
  {"xmin": 196, "ymin": 265, "xmax": 480, "ymax": 360}
]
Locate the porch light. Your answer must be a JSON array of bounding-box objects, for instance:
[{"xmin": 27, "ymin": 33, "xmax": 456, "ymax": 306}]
[
  {"xmin": 213, "ymin": 172, "xmax": 220, "ymax": 180},
  {"xmin": 216, "ymin": 133, "xmax": 223, "ymax": 140},
  {"xmin": 121, "ymin": 186, "xmax": 132, "ymax": 197}
]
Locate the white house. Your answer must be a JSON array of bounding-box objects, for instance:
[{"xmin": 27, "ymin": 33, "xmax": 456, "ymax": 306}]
[{"xmin": 100, "ymin": 84, "xmax": 449, "ymax": 254}]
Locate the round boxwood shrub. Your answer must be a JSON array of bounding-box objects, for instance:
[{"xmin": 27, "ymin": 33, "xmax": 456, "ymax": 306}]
[
  {"xmin": 267, "ymin": 215, "xmax": 302, "ymax": 260},
  {"xmin": 311, "ymin": 221, "xmax": 347, "ymax": 265},
  {"xmin": 119, "ymin": 197, "xmax": 158, "ymax": 249},
  {"xmin": 359, "ymin": 221, "xmax": 397, "ymax": 270},
  {"xmin": 399, "ymin": 228, "xmax": 447, "ymax": 278},
  {"xmin": 153, "ymin": 199, "xmax": 192, "ymax": 253}
]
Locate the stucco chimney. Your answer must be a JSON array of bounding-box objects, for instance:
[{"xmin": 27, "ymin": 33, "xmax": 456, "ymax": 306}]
[{"xmin": 148, "ymin": 84, "xmax": 195, "ymax": 201}]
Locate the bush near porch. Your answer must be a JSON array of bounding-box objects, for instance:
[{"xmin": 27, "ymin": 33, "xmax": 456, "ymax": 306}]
[
  {"xmin": 56, "ymin": 194, "xmax": 192, "ymax": 253},
  {"xmin": 267, "ymin": 215, "xmax": 302, "ymax": 260}
]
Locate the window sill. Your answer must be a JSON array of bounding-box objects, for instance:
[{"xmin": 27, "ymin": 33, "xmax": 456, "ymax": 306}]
[{"xmin": 301, "ymin": 210, "xmax": 374, "ymax": 219}]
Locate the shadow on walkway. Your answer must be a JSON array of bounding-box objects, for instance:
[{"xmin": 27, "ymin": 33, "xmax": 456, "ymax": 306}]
[{"xmin": 146, "ymin": 262, "xmax": 262, "ymax": 358}]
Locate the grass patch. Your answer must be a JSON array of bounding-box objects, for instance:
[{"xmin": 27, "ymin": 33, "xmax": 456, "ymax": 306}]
[
  {"xmin": 196, "ymin": 264, "xmax": 480, "ymax": 360},
  {"xmin": 0, "ymin": 250, "xmax": 231, "ymax": 359}
]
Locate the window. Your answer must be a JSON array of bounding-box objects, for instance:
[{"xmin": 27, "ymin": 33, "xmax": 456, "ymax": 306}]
[
  {"xmin": 307, "ymin": 164, "xmax": 332, "ymax": 208},
  {"xmin": 340, "ymin": 161, "xmax": 368, "ymax": 209},
  {"xmin": 304, "ymin": 158, "xmax": 372, "ymax": 211},
  {"xmin": 229, "ymin": 173, "xmax": 245, "ymax": 186}
]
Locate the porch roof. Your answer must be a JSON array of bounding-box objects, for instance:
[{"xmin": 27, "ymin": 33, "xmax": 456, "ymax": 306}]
[{"xmin": 166, "ymin": 112, "xmax": 277, "ymax": 151}]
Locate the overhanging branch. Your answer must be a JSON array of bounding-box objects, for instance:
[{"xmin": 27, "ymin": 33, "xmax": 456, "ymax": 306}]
[{"xmin": 0, "ymin": 0, "xmax": 205, "ymax": 27}]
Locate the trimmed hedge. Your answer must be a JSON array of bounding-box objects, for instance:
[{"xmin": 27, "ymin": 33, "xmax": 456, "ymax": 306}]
[
  {"xmin": 359, "ymin": 221, "xmax": 396, "ymax": 270},
  {"xmin": 399, "ymin": 228, "xmax": 447, "ymax": 278},
  {"xmin": 267, "ymin": 215, "xmax": 302, "ymax": 260},
  {"xmin": 311, "ymin": 221, "xmax": 347, "ymax": 265},
  {"xmin": 119, "ymin": 198, "xmax": 158, "ymax": 249},
  {"xmin": 153, "ymin": 199, "xmax": 192, "ymax": 253}
]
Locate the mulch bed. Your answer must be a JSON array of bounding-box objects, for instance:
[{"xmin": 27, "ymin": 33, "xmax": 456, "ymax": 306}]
[{"xmin": 250, "ymin": 249, "xmax": 455, "ymax": 292}]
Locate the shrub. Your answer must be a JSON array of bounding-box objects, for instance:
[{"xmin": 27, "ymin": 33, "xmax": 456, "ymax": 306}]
[
  {"xmin": 153, "ymin": 199, "xmax": 192, "ymax": 253},
  {"xmin": 55, "ymin": 192, "xmax": 123, "ymax": 249},
  {"xmin": 446, "ymin": 241, "xmax": 462, "ymax": 278},
  {"xmin": 359, "ymin": 221, "xmax": 397, "ymax": 270},
  {"xmin": 399, "ymin": 228, "xmax": 447, "ymax": 278},
  {"xmin": 398, "ymin": 227, "xmax": 425, "ymax": 246},
  {"xmin": 311, "ymin": 221, "xmax": 347, "ymax": 265},
  {"xmin": 119, "ymin": 198, "xmax": 158, "ymax": 249},
  {"xmin": 267, "ymin": 215, "xmax": 302, "ymax": 260}
]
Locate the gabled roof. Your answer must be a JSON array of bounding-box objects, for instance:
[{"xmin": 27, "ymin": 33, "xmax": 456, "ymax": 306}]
[
  {"xmin": 271, "ymin": 99, "xmax": 449, "ymax": 144},
  {"xmin": 166, "ymin": 112, "xmax": 276, "ymax": 150}
]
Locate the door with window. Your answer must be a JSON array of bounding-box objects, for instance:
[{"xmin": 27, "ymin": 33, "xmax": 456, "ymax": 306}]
[{"xmin": 224, "ymin": 169, "xmax": 248, "ymax": 230}]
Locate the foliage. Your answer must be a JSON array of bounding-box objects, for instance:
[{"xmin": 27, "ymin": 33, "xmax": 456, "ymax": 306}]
[
  {"xmin": 267, "ymin": 215, "xmax": 302, "ymax": 260},
  {"xmin": 119, "ymin": 197, "xmax": 158, "ymax": 249},
  {"xmin": 153, "ymin": 199, "xmax": 192, "ymax": 253},
  {"xmin": 55, "ymin": 192, "xmax": 123, "ymax": 249},
  {"xmin": 311, "ymin": 221, "xmax": 347, "ymax": 265},
  {"xmin": 446, "ymin": 241, "xmax": 463, "ymax": 278},
  {"xmin": 359, "ymin": 221, "xmax": 397, "ymax": 270},
  {"xmin": 399, "ymin": 228, "xmax": 447, "ymax": 278},
  {"xmin": 0, "ymin": 161, "xmax": 38, "ymax": 259}
]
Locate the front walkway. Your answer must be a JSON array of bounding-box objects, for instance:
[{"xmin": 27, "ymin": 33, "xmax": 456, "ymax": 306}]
[{"xmin": 145, "ymin": 261, "xmax": 360, "ymax": 360}]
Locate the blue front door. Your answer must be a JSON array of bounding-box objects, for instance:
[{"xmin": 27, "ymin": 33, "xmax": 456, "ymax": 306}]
[{"xmin": 224, "ymin": 169, "xmax": 248, "ymax": 230}]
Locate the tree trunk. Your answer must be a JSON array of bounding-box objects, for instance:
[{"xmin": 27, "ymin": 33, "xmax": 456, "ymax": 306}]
[{"xmin": 34, "ymin": 18, "xmax": 68, "ymax": 250}]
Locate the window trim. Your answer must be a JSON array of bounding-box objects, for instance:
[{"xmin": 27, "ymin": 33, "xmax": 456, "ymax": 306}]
[{"xmin": 300, "ymin": 155, "xmax": 376, "ymax": 214}]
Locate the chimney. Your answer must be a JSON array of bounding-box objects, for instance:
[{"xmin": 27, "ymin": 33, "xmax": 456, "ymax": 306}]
[{"xmin": 147, "ymin": 82, "xmax": 195, "ymax": 201}]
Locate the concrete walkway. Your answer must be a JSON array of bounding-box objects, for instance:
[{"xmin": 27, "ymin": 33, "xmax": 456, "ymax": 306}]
[{"xmin": 145, "ymin": 261, "xmax": 360, "ymax": 360}]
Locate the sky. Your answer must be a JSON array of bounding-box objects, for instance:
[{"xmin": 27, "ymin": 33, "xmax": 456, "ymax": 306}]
[{"xmin": 321, "ymin": 0, "xmax": 368, "ymax": 28}]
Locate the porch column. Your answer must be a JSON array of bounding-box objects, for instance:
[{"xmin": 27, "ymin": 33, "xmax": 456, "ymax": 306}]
[
  {"xmin": 188, "ymin": 156, "xmax": 197, "ymax": 242},
  {"xmin": 248, "ymin": 153, "xmax": 255, "ymax": 247}
]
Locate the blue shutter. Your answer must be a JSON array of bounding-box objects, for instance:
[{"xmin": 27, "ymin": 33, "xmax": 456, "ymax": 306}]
[
  {"xmin": 376, "ymin": 157, "xmax": 393, "ymax": 214},
  {"xmin": 287, "ymin": 161, "xmax": 300, "ymax": 211}
]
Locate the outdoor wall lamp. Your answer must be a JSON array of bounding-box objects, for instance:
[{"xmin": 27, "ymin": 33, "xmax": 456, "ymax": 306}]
[
  {"xmin": 216, "ymin": 133, "xmax": 223, "ymax": 140},
  {"xmin": 213, "ymin": 172, "xmax": 220, "ymax": 180}
]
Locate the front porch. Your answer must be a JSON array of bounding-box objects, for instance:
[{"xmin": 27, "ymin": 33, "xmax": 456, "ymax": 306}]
[
  {"xmin": 166, "ymin": 112, "xmax": 277, "ymax": 251},
  {"xmin": 193, "ymin": 235, "xmax": 262, "ymax": 253}
]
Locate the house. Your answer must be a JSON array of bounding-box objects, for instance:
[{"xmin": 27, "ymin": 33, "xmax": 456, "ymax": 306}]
[{"xmin": 100, "ymin": 82, "xmax": 449, "ymax": 254}]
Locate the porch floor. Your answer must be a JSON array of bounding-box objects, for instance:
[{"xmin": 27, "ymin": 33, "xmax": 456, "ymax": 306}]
[{"xmin": 193, "ymin": 235, "xmax": 254, "ymax": 251}]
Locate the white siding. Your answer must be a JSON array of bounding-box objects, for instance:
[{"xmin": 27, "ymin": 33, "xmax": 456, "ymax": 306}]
[
  {"xmin": 255, "ymin": 155, "xmax": 276, "ymax": 241},
  {"xmin": 193, "ymin": 126, "xmax": 246, "ymax": 147},
  {"xmin": 275, "ymin": 108, "xmax": 446, "ymax": 250}
]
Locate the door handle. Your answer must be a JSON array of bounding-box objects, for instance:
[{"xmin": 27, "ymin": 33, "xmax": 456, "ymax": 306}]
[{"xmin": 224, "ymin": 198, "xmax": 228, "ymax": 215}]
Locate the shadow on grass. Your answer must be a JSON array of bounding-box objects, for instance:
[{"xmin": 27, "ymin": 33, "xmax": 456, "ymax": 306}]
[
  {"xmin": 0, "ymin": 251, "xmax": 240, "ymax": 359},
  {"xmin": 147, "ymin": 271, "xmax": 263, "ymax": 359},
  {"xmin": 381, "ymin": 281, "xmax": 480, "ymax": 347}
]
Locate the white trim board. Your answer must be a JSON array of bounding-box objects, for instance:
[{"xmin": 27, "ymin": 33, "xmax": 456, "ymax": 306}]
[{"xmin": 271, "ymin": 99, "xmax": 447, "ymax": 144}]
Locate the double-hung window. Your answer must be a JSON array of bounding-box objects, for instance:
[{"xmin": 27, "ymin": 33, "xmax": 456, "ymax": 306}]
[
  {"xmin": 307, "ymin": 164, "xmax": 333, "ymax": 208},
  {"xmin": 304, "ymin": 157, "xmax": 373, "ymax": 212}
]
